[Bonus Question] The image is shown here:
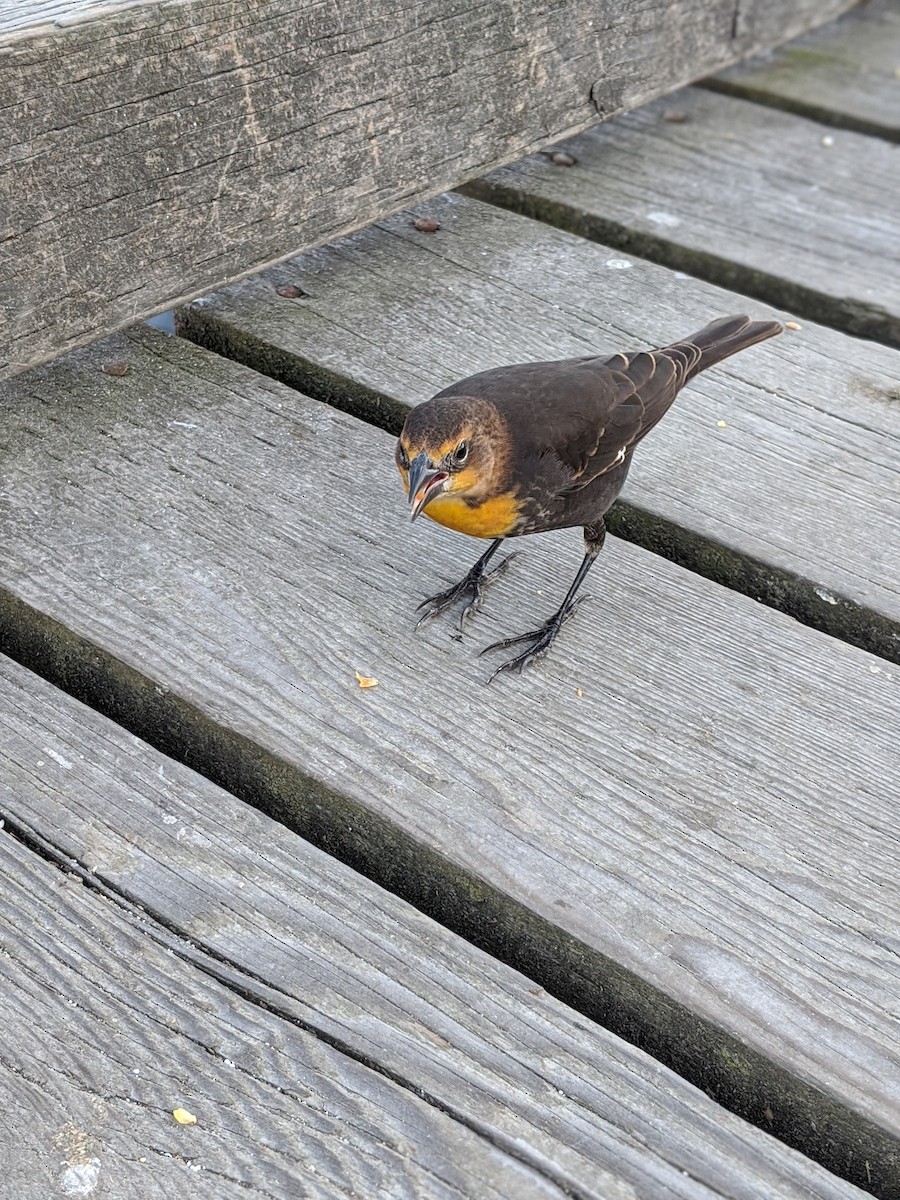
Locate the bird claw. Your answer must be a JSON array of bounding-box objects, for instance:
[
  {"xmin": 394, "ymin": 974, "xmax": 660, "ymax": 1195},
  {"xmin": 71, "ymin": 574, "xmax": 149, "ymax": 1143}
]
[
  {"xmin": 415, "ymin": 553, "xmax": 518, "ymax": 631},
  {"xmin": 485, "ymin": 639, "xmax": 554, "ymax": 681},
  {"xmin": 481, "ymin": 595, "xmax": 589, "ymax": 681}
]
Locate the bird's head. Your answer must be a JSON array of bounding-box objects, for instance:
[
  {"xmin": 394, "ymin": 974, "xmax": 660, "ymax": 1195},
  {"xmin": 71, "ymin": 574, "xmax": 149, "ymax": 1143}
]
[{"xmin": 396, "ymin": 396, "xmax": 505, "ymax": 520}]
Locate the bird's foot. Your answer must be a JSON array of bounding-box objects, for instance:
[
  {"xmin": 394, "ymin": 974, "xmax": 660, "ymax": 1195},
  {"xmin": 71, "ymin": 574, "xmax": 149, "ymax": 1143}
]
[
  {"xmin": 480, "ymin": 595, "xmax": 589, "ymax": 681},
  {"xmin": 416, "ymin": 553, "xmax": 519, "ymax": 631}
]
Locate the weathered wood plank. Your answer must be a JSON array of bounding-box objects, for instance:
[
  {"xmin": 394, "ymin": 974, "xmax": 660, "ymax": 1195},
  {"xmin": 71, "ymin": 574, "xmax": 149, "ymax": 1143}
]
[
  {"xmin": 0, "ymin": 0, "xmax": 856, "ymax": 380},
  {"xmin": 464, "ymin": 87, "xmax": 900, "ymax": 348},
  {"xmin": 1, "ymin": 652, "xmax": 872, "ymax": 1200},
  {"xmin": 0, "ymin": 837, "xmax": 568, "ymax": 1200},
  {"xmin": 0, "ymin": 328, "xmax": 898, "ymax": 1192},
  {"xmin": 177, "ymin": 193, "xmax": 900, "ymax": 662},
  {"xmin": 708, "ymin": 0, "xmax": 900, "ymax": 142}
]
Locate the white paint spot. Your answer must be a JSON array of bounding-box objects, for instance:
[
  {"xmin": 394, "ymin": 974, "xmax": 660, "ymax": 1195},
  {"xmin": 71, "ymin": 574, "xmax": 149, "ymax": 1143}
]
[
  {"xmin": 59, "ymin": 1159, "xmax": 101, "ymax": 1196},
  {"xmin": 44, "ymin": 748, "xmax": 73, "ymax": 769},
  {"xmin": 814, "ymin": 587, "xmax": 838, "ymax": 605},
  {"xmin": 160, "ymin": 812, "xmax": 177, "ymax": 825},
  {"xmin": 605, "ymin": 258, "xmax": 632, "ymax": 270},
  {"xmin": 645, "ymin": 211, "xmax": 681, "ymax": 227}
]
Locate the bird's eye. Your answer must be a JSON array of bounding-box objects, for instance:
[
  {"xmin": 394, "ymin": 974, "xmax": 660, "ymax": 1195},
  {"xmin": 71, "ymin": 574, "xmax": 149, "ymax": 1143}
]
[
  {"xmin": 454, "ymin": 440, "xmax": 469, "ymax": 466},
  {"xmin": 397, "ymin": 443, "xmax": 410, "ymax": 470}
]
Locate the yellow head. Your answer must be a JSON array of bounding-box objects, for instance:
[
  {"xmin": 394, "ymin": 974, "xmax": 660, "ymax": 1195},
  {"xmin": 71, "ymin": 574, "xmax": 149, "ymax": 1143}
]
[{"xmin": 395, "ymin": 396, "xmax": 515, "ymax": 536}]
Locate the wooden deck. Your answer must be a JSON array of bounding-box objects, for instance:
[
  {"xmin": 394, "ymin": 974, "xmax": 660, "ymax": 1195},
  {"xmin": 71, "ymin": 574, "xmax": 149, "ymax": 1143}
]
[
  {"xmin": 2, "ymin": 4, "xmax": 899, "ymax": 1198},
  {"xmin": 4, "ymin": 653, "xmax": 876, "ymax": 1200},
  {"xmin": 463, "ymin": 87, "xmax": 900, "ymax": 347}
]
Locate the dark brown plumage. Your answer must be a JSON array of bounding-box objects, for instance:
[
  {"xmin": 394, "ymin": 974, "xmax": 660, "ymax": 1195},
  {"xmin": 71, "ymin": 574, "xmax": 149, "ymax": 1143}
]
[{"xmin": 396, "ymin": 314, "xmax": 782, "ymax": 678}]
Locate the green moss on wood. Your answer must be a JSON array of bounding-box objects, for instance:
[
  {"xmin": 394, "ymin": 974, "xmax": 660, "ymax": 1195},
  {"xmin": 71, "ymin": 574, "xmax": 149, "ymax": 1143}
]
[
  {"xmin": 606, "ymin": 502, "xmax": 900, "ymax": 666},
  {"xmin": 175, "ymin": 307, "xmax": 408, "ymax": 437}
]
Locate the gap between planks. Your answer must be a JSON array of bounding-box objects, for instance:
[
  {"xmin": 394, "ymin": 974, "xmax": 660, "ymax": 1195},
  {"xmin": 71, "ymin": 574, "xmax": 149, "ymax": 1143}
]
[
  {"xmin": 461, "ymin": 87, "xmax": 899, "ymax": 351},
  {"xmin": 703, "ymin": 0, "xmax": 900, "ymax": 143}
]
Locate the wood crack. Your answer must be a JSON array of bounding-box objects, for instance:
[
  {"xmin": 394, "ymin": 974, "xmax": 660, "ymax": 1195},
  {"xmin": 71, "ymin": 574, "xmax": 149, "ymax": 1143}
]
[{"xmin": 0, "ymin": 810, "xmax": 590, "ymax": 1200}]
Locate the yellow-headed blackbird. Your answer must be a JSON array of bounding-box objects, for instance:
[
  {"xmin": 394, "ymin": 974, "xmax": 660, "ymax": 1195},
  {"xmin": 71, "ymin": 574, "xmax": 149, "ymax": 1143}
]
[{"xmin": 396, "ymin": 314, "xmax": 782, "ymax": 678}]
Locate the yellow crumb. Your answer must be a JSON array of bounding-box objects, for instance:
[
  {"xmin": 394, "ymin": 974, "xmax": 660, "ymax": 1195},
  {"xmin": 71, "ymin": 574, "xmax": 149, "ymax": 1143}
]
[{"xmin": 355, "ymin": 671, "xmax": 379, "ymax": 689}]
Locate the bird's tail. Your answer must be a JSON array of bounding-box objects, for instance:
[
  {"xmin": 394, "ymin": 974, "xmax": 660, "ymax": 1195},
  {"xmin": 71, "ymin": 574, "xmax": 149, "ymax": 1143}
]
[{"xmin": 682, "ymin": 314, "xmax": 782, "ymax": 381}]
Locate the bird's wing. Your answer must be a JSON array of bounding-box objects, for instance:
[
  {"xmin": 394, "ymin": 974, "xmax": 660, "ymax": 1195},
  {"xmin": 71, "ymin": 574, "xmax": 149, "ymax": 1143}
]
[
  {"xmin": 435, "ymin": 344, "xmax": 700, "ymax": 490},
  {"xmin": 562, "ymin": 343, "xmax": 701, "ymax": 485},
  {"xmin": 562, "ymin": 319, "xmax": 777, "ymax": 485}
]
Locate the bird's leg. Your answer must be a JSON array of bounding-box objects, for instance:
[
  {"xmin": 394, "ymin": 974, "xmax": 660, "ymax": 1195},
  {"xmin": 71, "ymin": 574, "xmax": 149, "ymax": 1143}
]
[
  {"xmin": 416, "ymin": 538, "xmax": 518, "ymax": 630},
  {"xmin": 481, "ymin": 521, "xmax": 606, "ymax": 680}
]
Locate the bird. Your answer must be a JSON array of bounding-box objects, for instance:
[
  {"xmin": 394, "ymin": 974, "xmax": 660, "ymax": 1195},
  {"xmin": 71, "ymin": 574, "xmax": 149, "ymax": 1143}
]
[{"xmin": 395, "ymin": 314, "xmax": 782, "ymax": 679}]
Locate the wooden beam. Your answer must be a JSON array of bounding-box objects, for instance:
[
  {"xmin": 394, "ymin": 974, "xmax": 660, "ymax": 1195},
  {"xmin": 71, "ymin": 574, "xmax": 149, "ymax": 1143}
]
[{"xmin": 1, "ymin": 0, "xmax": 855, "ymax": 379}]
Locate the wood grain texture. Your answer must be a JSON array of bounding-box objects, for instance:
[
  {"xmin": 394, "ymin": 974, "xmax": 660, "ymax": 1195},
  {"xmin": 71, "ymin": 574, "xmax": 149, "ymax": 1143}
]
[
  {"xmin": 0, "ymin": 0, "xmax": 856, "ymax": 380},
  {"xmin": 0, "ymin": 328, "xmax": 898, "ymax": 1192},
  {"xmin": 465, "ymin": 87, "xmax": 900, "ymax": 348},
  {"xmin": 0, "ymin": 652, "xmax": 872, "ymax": 1200},
  {"xmin": 177, "ymin": 192, "xmax": 900, "ymax": 662},
  {"xmin": 0, "ymin": 836, "xmax": 575, "ymax": 1200},
  {"xmin": 708, "ymin": 0, "xmax": 900, "ymax": 142}
]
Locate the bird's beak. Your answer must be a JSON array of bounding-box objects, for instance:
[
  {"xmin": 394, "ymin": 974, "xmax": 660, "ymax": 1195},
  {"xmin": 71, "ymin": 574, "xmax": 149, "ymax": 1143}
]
[{"xmin": 407, "ymin": 451, "xmax": 448, "ymax": 521}]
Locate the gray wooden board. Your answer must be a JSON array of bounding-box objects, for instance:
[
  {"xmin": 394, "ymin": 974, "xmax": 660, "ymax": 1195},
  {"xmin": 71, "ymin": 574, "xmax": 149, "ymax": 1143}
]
[
  {"xmin": 0, "ymin": 653, "xmax": 873, "ymax": 1200},
  {"xmin": 0, "ymin": 328, "xmax": 898, "ymax": 1191},
  {"xmin": 0, "ymin": 831, "xmax": 564, "ymax": 1199},
  {"xmin": 176, "ymin": 192, "xmax": 900, "ymax": 662},
  {"xmin": 709, "ymin": 0, "xmax": 900, "ymax": 141},
  {"xmin": 0, "ymin": 0, "xmax": 857, "ymax": 381},
  {"xmin": 465, "ymin": 87, "xmax": 900, "ymax": 348}
]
